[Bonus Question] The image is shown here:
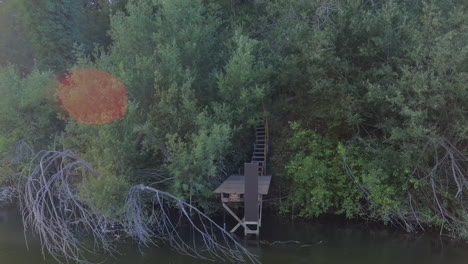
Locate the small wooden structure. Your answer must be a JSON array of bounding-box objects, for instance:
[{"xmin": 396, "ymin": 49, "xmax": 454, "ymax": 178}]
[
  {"xmin": 214, "ymin": 121, "xmax": 271, "ymax": 236},
  {"xmin": 214, "ymin": 175, "xmax": 272, "ymax": 203}
]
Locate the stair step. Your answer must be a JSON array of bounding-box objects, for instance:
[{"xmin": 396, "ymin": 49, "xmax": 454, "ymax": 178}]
[{"xmin": 250, "ymin": 122, "xmax": 267, "ymax": 176}]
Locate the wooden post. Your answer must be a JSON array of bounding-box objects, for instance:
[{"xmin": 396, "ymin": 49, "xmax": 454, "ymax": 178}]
[
  {"xmin": 244, "ymin": 163, "xmax": 259, "ymax": 222},
  {"xmin": 244, "ymin": 163, "xmax": 259, "ymax": 235}
]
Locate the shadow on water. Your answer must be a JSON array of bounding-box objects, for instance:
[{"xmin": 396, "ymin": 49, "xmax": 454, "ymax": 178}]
[{"xmin": 0, "ymin": 205, "xmax": 467, "ymax": 264}]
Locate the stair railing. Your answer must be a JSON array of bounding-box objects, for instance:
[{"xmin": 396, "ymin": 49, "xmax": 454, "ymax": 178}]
[{"xmin": 261, "ymin": 102, "xmax": 269, "ymax": 176}]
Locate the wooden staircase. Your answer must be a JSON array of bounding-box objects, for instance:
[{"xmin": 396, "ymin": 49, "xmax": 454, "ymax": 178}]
[{"xmin": 251, "ymin": 120, "xmax": 269, "ymax": 176}]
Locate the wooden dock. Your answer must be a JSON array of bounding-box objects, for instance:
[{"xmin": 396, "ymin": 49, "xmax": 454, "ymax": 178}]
[
  {"xmin": 214, "ymin": 175, "xmax": 272, "ymax": 202},
  {"xmin": 213, "ymin": 120, "xmax": 271, "ymax": 236}
]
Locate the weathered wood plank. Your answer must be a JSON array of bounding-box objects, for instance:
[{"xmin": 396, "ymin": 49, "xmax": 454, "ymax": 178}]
[
  {"xmin": 213, "ymin": 175, "xmax": 271, "ymax": 194},
  {"xmin": 244, "ymin": 163, "xmax": 259, "ymax": 222}
]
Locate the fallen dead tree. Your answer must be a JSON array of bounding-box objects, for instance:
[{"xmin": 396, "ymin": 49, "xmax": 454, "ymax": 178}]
[
  {"xmin": 19, "ymin": 150, "xmax": 117, "ymax": 263},
  {"xmin": 0, "ymin": 187, "xmax": 18, "ymax": 203},
  {"xmin": 0, "ymin": 149, "xmax": 258, "ymax": 264},
  {"xmin": 125, "ymin": 185, "xmax": 259, "ymax": 263}
]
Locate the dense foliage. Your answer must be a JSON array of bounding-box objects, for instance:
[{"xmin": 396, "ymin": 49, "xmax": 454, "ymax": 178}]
[{"xmin": 0, "ymin": 0, "xmax": 467, "ymax": 238}]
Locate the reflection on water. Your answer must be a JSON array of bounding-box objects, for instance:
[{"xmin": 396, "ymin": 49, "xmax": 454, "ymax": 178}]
[{"xmin": 0, "ymin": 205, "xmax": 467, "ymax": 264}]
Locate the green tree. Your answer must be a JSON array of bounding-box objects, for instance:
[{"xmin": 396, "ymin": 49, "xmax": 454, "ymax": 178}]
[
  {"xmin": 18, "ymin": 0, "xmax": 111, "ymax": 73},
  {"xmin": 0, "ymin": 66, "xmax": 60, "ymax": 152},
  {"xmin": 285, "ymin": 122, "xmax": 364, "ymax": 218},
  {"xmin": 0, "ymin": 0, "xmax": 35, "ymax": 73}
]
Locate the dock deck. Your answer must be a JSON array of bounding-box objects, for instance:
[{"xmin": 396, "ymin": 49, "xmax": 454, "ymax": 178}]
[{"xmin": 214, "ymin": 175, "xmax": 272, "ymax": 195}]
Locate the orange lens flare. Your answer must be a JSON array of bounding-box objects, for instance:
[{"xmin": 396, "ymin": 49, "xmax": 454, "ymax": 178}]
[{"xmin": 58, "ymin": 69, "xmax": 128, "ymax": 125}]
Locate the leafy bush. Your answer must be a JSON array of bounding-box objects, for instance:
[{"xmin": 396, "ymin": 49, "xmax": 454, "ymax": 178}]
[
  {"xmin": 0, "ymin": 66, "xmax": 60, "ymax": 154},
  {"xmin": 285, "ymin": 122, "xmax": 364, "ymax": 218},
  {"xmin": 62, "ymin": 103, "xmax": 141, "ymax": 217},
  {"xmin": 79, "ymin": 172, "xmax": 131, "ymax": 218}
]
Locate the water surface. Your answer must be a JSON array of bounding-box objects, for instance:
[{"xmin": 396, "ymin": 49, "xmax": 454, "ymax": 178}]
[{"xmin": 0, "ymin": 206, "xmax": 467, "ymax": 264}]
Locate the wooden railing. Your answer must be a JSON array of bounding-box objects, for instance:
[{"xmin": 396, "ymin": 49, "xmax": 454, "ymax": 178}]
[
  {"xmin": 262, "ymin": 102, "xmax": 269, "ymax": 176},
  {"xmin": 264, "ymin": 120, "xmax": 269, "ymax": 154}
]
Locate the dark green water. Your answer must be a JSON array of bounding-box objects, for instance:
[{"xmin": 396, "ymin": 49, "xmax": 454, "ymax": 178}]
[{"xmin": 1, "ymin": 206, "xmax": 467, "ymax": 264}]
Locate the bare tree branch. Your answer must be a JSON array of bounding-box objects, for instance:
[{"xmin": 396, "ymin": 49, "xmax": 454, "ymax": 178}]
[
  {"xmin": 125, "ymin": 185, "xmax": 260, "ymax": 264},
  {"xmin": 3, "ymin": 149, "xmax": 258, "ymax": 264}
]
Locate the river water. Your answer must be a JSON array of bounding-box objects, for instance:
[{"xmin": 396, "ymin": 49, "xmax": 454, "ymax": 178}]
[{"xmin": 0, "ymin": 206, "xmax": 467, "ymax": 264}]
